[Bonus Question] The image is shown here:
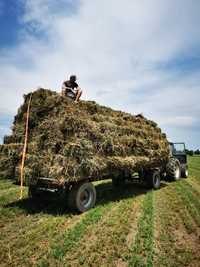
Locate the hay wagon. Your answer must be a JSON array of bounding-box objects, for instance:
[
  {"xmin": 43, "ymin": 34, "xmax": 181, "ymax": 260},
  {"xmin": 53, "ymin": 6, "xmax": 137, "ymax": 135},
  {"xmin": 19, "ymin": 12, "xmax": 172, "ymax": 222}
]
[
  {"xmin": 28, "ymin": 144, "xmax": 186, "ymax": 213},
  {"xmin": 0, "ymin": 89, "xmax": 185, "ymax": 212}
]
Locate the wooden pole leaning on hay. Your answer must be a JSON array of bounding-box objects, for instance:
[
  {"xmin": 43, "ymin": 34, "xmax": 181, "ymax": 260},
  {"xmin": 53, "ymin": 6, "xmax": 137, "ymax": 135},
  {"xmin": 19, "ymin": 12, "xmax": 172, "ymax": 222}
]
[{"xmin": 19, "ymin": 94, "xmax": 32, "ymax": 200}]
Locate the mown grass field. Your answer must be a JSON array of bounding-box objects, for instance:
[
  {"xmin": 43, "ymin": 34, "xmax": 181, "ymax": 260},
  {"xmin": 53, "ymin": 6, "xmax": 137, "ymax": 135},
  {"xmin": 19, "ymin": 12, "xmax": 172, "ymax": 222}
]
[{"xmin": 0, "ymin": 156, "xmax": 200, "ymax": 267}]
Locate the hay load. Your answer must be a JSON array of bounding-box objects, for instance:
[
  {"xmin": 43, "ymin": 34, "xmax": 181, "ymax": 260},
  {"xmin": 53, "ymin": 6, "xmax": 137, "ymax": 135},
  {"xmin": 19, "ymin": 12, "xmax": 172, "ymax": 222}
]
[{"xmin": 0, "ymin": 88, "xmax": 170, "ymax": 184}]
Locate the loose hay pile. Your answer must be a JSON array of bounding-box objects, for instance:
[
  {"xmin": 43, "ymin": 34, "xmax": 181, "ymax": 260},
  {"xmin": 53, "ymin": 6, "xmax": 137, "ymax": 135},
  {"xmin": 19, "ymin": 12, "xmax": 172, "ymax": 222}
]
[{"xmin": 0, "ymin": 89, "xmax": 170, "ymax": 184}]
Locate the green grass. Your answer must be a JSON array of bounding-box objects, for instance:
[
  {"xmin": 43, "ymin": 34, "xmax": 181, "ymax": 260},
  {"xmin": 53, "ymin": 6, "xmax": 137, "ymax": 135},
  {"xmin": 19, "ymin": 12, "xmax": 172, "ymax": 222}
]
[
  {"xmin": 129, "ymin": 191, "xmax": 154, "ymax": 267},
  {"xmin": 50, "ymin": 204, "xmax": 111, "ymax": 261},
  {"xmin": 0, "ymin": 156, "xmax": 200, "ymax": 266},
  {"xmin": 174, "ymin": 182, "xmax": 200, "ymax": 227}
]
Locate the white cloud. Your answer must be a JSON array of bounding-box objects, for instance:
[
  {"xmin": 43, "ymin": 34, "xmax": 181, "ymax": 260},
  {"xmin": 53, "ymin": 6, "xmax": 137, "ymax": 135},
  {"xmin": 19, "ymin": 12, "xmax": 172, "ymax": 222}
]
[
  {"xmin": 161, "ymin": 116, "xmax": 198, "ymax": 127},
  {"xmin": 0, "ymin": 0, "xmax": 200, "ymax": 149}
]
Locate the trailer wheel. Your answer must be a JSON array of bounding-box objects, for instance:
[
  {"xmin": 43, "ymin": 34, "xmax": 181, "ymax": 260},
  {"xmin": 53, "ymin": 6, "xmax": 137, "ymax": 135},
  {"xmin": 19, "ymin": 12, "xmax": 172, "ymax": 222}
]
[
  {"xmin": 166, "ymin": 158, "xmax": 181, "ymax": 181},
  {"xmin": 67, "ymin": 182, "xmax": 96, "ymax": 213},
  {"xmin": 181, "ymin": 166, "xmax": 188, "ymax": 178},
  {"xmin": 146, "ymin": 170, "xmax": 161, "ymax": 190}
]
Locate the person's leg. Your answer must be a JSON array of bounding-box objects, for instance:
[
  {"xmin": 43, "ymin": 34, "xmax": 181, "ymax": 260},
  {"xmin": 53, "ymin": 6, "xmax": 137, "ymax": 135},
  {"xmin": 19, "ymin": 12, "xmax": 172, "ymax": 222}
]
[
  {"xmin": 77, "ymin": 90, "xmax": 82, "ymax": 101},
  {"xmin": 74, "ymin": 89, "xmax": 82, "ymax": 102}
]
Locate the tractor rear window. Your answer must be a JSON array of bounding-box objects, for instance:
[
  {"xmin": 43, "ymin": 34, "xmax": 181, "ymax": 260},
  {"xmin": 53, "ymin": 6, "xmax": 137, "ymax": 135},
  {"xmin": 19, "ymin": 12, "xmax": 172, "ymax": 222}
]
[{"xmin": 173, "ymin": 143, "xmax": 185, "ymax": 154}]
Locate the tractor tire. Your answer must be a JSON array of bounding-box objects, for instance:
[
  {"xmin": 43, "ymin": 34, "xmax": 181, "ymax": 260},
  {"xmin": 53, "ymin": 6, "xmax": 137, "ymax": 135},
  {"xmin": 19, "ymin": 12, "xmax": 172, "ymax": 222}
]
[
  {"xmin": 67, "ymin": 182, "xmax": 96, "ymax": 213},
  {"xmin": 146, "ymin": 170, "xmax": 161, "ymax": 190},
  {"xmin": 166, "ymin": 158, "xmax": 181, "ymax": 181},
  {"xmin": 181, "ymin": 166, "xmax": 188, "ymax": 178}
]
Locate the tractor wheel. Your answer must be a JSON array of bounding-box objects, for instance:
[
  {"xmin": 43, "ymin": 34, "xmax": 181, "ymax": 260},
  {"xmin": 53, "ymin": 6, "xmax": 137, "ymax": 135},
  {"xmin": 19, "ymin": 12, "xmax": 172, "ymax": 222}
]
[
  {"xmin": 166, "ymin": 158, "xmax": 181, "ymax": 181},
  {"xmin": 181, "ymin": 166, "xmax": 188, "ymax": 178},
  {"xmin": 67, "ymin": 182, "xmax": 96, "ymax": 213},
  {"xmin": 146, "ymin": 170, "xmax": 161, "ymax": 190}
]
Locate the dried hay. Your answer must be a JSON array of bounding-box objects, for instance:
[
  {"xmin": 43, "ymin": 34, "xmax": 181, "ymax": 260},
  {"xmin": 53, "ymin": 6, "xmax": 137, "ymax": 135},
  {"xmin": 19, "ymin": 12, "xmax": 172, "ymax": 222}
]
[{"xmin": 0, "ymin": 88, "xmax": 170, "ymax": 184}]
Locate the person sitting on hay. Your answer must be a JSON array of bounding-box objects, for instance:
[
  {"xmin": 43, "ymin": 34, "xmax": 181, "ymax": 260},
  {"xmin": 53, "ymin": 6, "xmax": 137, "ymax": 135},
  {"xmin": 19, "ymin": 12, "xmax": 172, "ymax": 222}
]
[{"xmin": 61, "ymin": 75, "xmax": 83, "ymax": 103}]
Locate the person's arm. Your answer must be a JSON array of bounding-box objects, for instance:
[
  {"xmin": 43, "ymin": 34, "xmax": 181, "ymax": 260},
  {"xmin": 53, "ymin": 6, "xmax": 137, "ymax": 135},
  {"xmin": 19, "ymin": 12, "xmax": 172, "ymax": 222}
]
[{"xmin": 74, "ymin": 82, "xmax": 80, "ymax": 92}]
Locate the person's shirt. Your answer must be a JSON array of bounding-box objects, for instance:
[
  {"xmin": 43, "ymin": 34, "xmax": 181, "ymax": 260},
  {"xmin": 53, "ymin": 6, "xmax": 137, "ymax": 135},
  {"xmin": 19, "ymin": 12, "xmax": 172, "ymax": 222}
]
[{"xmin": 62, "ymin": 80, "xmax": 79, "ymax": 91}]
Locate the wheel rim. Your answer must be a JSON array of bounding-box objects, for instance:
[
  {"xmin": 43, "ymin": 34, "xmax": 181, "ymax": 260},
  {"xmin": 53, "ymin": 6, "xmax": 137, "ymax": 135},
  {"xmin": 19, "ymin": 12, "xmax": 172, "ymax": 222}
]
[{"xmin": 80, "ymin": 189, "xmax": 92, "ymax": 208}]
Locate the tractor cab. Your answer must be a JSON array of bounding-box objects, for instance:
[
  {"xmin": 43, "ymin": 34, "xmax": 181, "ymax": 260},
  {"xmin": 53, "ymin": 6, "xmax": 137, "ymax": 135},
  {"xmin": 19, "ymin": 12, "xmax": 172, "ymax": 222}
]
[{"xmin": 169, "ymin": 142, "xmax": 188, "ymax": 178}]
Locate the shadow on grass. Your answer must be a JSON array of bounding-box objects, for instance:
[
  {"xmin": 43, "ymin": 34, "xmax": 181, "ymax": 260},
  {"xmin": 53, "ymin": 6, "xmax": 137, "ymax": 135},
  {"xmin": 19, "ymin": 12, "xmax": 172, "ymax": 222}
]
[
  {"xmin": 5, "ymin": 192, "xmax": 74, "ymax": 216},
  {"xmin": 5, "ymin": 180, "xmax": 167, "ymax": 215}
]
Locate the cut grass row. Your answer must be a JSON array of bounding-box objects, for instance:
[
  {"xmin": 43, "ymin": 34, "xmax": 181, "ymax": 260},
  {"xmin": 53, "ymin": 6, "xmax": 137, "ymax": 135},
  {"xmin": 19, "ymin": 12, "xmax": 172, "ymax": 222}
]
[
  {"xmin": 154, "ymin": 185, "xmax": 199, "ymax": 267},
  {"xmin": 0, "ymin": 179, "xmax": 155, "ymax": 267},
  {"xmin": 129, "ymin": 191, "xmax": 154, "ymax": 267},
  {"xmin": 61, "ymin": 195, "xmax": 143, "ymax": 266},
  {"xmin": 39, "ymin": 186, "xmax": 155, "ymax": 267},
  {"xmin": 174, "ymin": 181, "xmax": 200, "ymax": 227},
  {"xmin": 153, "ymin": 156, "xmax": 200, "ymax": 267},
  {"xmin": 0, "ymin": 180, "xmax": 77, "ymax": 267},
  {"xmin": 39, "ymin": 186, "xmax": 146, "ymax": 266},
  {"xmin": 0, "ymin": 180, "xmax": 146, "ymax": 267}
]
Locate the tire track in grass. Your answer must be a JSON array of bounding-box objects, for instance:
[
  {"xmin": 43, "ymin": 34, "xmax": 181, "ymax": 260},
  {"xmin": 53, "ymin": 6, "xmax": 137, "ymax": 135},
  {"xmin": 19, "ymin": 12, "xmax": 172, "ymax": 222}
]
[
  {"xmin": 154, "ymin": 185, "xmax": 200, "ymax": 267},
  {"xmin": 63, "ymin": 194, "xmax": 144, "ymax": 267},
  {"xmin": 128, "ymin": 191, "xmax": 154, "ymax": 267}
]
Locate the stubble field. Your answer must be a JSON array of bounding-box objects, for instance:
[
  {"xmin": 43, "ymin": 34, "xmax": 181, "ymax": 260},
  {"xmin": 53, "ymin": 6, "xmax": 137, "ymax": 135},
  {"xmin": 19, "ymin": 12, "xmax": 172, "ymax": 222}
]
[{"xmin": 0, "ymin": 156, "xmax": 200, "ymax": 267}]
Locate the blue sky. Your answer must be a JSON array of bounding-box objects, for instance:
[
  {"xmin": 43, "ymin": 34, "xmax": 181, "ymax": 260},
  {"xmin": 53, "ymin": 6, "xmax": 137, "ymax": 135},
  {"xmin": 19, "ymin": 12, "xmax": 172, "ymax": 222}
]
[
  {"xmin": 0, "ymin": 1, "xmax": 21, "ymax": 48},
  {"xmin": 0, "ymin": 0, "xmax": 199, "ymax": 149}
]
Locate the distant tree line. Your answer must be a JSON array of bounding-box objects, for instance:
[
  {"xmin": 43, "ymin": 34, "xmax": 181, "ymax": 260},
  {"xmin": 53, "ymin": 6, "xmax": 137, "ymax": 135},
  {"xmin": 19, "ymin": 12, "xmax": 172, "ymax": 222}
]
[{"xmin": 185, "ymin": 149, "xmax": 200, "ymax": 156}]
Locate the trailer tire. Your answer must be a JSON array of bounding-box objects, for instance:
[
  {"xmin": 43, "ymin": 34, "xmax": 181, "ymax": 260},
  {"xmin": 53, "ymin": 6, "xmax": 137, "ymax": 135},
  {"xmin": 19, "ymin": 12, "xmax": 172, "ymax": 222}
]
[
  {"xmin": 146, "ymin": 170, "xmax": 161, "ymax": 190},
  {"xmin": 166, "ymin": 158, "xmax": 181, "ymax": 181},
  {"xmin": 67, "ymin": 182, "xmax": 96, "ymax": 213}
]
